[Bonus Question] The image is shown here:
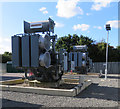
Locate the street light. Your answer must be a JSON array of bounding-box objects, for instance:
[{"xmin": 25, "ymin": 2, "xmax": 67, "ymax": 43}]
[{"xmin": 105, "ymin": 24, "xmax": 111, "ymax": 80}]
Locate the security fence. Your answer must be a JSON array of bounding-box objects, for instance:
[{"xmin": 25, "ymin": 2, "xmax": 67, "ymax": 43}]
[
  {"xmin": 0, "ymin": 63, "xmax": 6, "ymax": 73},
  {"xmin": 0, "ymin": 62, "xmax": 24, "ymax": 73},
  {"xmin": 93, "ymin": 62, "xmax": 120, "ymax": 74},
  {"xmin": 0, "ymin": 62, "xmax": 120, "ymax": 74}
]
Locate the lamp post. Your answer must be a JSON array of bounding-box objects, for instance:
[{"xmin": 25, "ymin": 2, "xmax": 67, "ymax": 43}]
[{"xmin": 105, "ymin": 24, "xmax": 111, "ymax": 80}]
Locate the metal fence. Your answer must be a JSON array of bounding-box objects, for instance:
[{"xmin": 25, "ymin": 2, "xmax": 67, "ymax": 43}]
[
  {"xmin": 93, "ymin": 62, "xmax": 120, "ymax": 74},
  {"xmin": 0, "ymin": 63, "xmax": 7, "ymax": 73},
  {"xmin": 0, "ymin": 62, "xmax": 120, "ymax": 74},
  {"xmin": 0, "ymin": 63, "xmax": 24, "ymax": 73}
]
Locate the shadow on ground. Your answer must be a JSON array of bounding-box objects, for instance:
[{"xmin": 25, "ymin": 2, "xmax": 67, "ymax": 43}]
[
  {"xmin": 0, "ymin": 76, "xmax": 21, "ymax": 81},
  {"xmin": 76, "ymin": 83, "xmax": 120, "ymax": 102},
  {"xmin": 1, "ymin": 98, "xmax": 42, "ymax": 108},
  {"xmin": 100, "ymin": 75, "xmax": 120, "ymax": 79}
]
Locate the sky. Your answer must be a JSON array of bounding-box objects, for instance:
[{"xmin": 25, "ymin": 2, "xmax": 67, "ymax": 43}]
[{"xmin": 0, "ymin": 0, "xmax": 119, "ymax": 54}]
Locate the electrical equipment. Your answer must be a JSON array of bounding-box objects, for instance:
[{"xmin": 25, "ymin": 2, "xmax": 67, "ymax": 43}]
[
  {"xmin": 12, "ymin": 18, "xmax": 93, "ymax": 82},
  {"xmin": 24, "ymin": 18, "xmax": 55, "ymax": 33},
  {"xmin": 12, "ymin": 36, "xmax": 22, "ymax": 67}
]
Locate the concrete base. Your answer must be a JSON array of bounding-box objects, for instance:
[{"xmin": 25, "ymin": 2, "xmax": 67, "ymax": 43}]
[
  {"xmin": 29, "ymin": 80, "xmax": 64, "ymax": 88},
  {"xmin": 1, "ymin": 79, "xmax": 24, "ymax": 85},
  {"xmin": 0, "ymin": 79, "xmax": 92, "ymax": 97},
  {"xmin": 63, "ymin": 73, "xmax": 102, "ymax": 80},
  {"xmin": 87, "ymin": 72, "xmax": 102, "ymax": 78}
]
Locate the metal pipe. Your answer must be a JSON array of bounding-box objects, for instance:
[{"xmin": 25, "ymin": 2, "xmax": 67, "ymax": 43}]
[{"xmin": 105, "ymin": 31, "xmax": 109, "ymax": 80}]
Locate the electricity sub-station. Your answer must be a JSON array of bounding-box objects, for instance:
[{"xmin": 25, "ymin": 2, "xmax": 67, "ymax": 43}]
[{"xmin": 1, "ymin": 18, "xmax": 93, "ymax": 96}]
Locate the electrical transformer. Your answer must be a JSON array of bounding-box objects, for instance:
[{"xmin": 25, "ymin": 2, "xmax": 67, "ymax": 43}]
[{"xmin": 12, "ymin": 18, "xmax": 93, "ymax": 82}]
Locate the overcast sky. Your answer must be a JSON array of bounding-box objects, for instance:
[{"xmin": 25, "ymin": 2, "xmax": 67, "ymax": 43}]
[{"xmin": 0, "ymin": 0, "xmax": 119, "ymax": 54}]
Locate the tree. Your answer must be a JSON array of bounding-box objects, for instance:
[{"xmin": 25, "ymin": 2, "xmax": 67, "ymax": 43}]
[
  {"xmin": 77, "ymin": 35, "xmax": 97, "ymax": 61},
  {"xmin": 78, "ymin": 35, "xmax": 94, "ymax": 46},
  {"xmin": 55, "ymin": 34, "xmax": 120, "ymax": 62},
  {"xmin": 55, "ymin": 34, "xmax": 97, "ymax": 61},
  {"xmin": 55, "ymin": 34, "xmax": 80, "ymax": 52},
  {"xmin": 108, "ymin": 46, "xmax": 120, "ymax": 62},
  {"xmin": 1, "ymin": 52, "xmax": 12, "ymax": 63},
  {"xmin": 117, "ymin": 46, "xmax": 120, "ymax": 50},
  {"xmin": 94, "ymin": 41, "xmax": 120, "ymax": 62}
]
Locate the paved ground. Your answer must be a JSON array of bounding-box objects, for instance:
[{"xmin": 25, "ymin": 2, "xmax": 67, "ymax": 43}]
[
  {"xmin": 1, "ymin": 72, "xmax": 119, "ymax": 81},
  {"xmin": 0, "ymin": 73, "xmax": 120, "ymax": 108},
  {"xmin": 0, "ymin": 73, "xmax": 24, "ymax": 81}
]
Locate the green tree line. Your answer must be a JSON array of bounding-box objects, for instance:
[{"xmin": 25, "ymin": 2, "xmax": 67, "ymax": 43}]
[
  {"xmin": 1, "ymin": 34, "xmax": 120, "ymax": 63},
  {"xmin": 0, "ymin": 52, "xmax": 12, "ymax": 63},
  {"xmin": 55, "ymin": 34, "xmax": 120, "ymax": 62}
]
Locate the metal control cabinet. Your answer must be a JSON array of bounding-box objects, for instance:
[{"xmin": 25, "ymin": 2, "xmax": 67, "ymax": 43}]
[{"xmin": 12, "ymin": 36, "xmax": 22, "ymax": 67}]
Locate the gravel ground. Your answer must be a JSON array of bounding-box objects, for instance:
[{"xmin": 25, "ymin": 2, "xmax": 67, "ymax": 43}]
[{"xmin": 1, "ymin": 74, "xmax": 120, "ymax": 108}]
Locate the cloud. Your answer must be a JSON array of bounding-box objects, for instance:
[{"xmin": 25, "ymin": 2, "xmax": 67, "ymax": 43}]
[
  {"xmin": 56, "ymin": 0, "xmax": 83, "ymax": 18},
  {"xmin": 55, "ymin": 21, "xmax": 64, "ymax": 28},
  {"xmin": 39, "ymin": 7, "xmax": 48, "ymax": 14},
  {"xmin": 86, "ymin": 13, "xmax": 91, "ymax": 16},
  {"xmin": 43, "ymin": 11, "xmax": 48, "ymax": 14},
  {"xmin": 73, "ymin": 24, "xmax": 90, "ymax": 31},
  {"xmin": 91, "ymin": 0, "xmax": 112, "ymax": 11},
  {"xmin": 106, "ymin": 20, "xmax": 120, "ymax": 28},
  {"xmin": 39, "ymin": 7, "xmax": 46, "ymax": 11},
  {"xmin": 0, "ymin": 37, "xmax": 11, "ymax": 54},
  {"xmin": 93, "ymin": 26, "xmax": 102, "ymax": 29}
]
